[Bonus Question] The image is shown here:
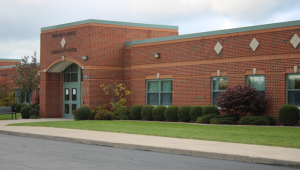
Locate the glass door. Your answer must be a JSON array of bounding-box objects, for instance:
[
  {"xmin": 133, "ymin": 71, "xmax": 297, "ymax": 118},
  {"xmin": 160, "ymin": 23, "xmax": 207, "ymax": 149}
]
[{"xmin": 63, "ymin": 64, "xmax": 82, "ymax": 118}]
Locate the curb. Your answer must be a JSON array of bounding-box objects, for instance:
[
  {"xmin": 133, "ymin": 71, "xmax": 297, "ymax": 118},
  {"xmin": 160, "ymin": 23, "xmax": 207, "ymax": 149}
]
[{"xmin": 1, "ymin": 130, "xmax": 299, "ymax": 169}]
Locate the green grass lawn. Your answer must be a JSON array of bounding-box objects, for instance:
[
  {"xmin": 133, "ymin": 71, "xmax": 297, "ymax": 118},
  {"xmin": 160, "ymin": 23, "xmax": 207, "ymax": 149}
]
[
  {"xmin": 8, "ymin": 120, "xmax": 300, "ymax": 149},
  {"xmin": 0, "ymin": 113, "xmax": 21, "ymax": 120}
]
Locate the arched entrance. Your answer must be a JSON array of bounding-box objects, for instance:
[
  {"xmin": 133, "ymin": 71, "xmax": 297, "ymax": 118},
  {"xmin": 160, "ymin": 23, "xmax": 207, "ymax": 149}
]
[{"xmin": 63, "ymin": 63, "xmax": 82, "ymax": 118}]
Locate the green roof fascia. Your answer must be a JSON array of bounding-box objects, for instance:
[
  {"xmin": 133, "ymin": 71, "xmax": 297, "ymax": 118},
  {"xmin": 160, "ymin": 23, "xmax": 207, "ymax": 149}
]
[
  {"xmin": 126, "ymin": 20, "xmax": 300, "ymax": 47},
  {"xmin": 41, "ymin": 19, "xmax": 179, "ymax": 31},
  {"xmin": 0, "ymin": 63, "xmax": 40, "ymax": 69},
  {"xmin": 0, "ymin": 58, "xmax": 21, "ymax": 61}
]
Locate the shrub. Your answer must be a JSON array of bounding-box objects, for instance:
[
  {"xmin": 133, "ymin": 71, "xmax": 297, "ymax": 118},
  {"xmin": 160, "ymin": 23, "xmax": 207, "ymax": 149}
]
[
  {"xmin": 215, "ymin": 85, "xmax": 267, "ymax": 119},
  {"xmin": 265, "ymin": 115, "xmax": 276, "ymax": 126},
  {"xmin": 74, "ymin": 106, "xmax": 91, "ymax": 121},
  {"xmin": 278, "ymin": 105, "xmax": 300, "ymax": 126},
  {"xmin": 196, "ymin": 114, "xmax": 219, "ymax": 124},
  {"xmin": 152, "ymin": 105, "xmax": 167, "ymax": 121},
  {"xmin": 164, "ymin": 106, "xmax": 179, "ymax": 122},
  {"xmin": 189, "ymin": 105, "xmax": 203, "ymax": 122},
  {"xmin": 114, "ymin": 106, "xmax": 131, "ymax": 120},
  {"xmin": 15, "ymin": 103, "xmax": 22, "ymax": 113},
  {"xmin": 239, "ymin": 116, "xmax": 270, "ymax": 125},
  {"xmin": 20, "ymin": 104, "xmax": 28, "ymax": 110},
  {"xmin": 20, "ymin": 106, "xmax": 34, "ymax": 119},
  {"xmin": 202, "ymin": 105, "xmax": 220, "ymax": 116},
  {"xmin": 94, "ymin": 109, "xmax": 114, "ymax": 120},
  {"xmin": 178, "ymin": 106, "xmax": 191, "ymax": 122},
  {"xmin": 11, "ymin": 103, "xmax": 17, "ymax": 112},
  {"xmin": 35, "ymin": 104, "xmax": 40, "ymax": 111},
  {"xmin": 130, "ymin": 105, "xmax": 143, "ymax": 120},
  {"xmin": 29, "ymin": 109, "xmax": 39, "ymax": 119},
  {"xmin": 210, "ymin": 117, "xmax": 236, "ymax": 124},
  {"xmin": 29, "ymin": 104, "xmax": 36, "ymax": 108},
  {"xmin": 72, "ymin": 109, "xmax": 77, "ymax": 117},
  {"xmin": 141, "ymin": 105, "xmax": 155, "ymax": 121}
]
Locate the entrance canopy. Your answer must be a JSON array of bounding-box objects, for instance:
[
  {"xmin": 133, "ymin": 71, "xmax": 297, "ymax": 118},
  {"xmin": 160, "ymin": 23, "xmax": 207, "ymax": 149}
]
[{"xmin": 47, "ymin": 61, "xmax": 74, "ymax": 73}]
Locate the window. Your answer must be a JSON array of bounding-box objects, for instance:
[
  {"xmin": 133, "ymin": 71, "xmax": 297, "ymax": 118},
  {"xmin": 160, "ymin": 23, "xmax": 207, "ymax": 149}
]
[
  {"xmin": 287, "ymin": 74, "xmax": 300, "ymax": 107},
  {"xmin": 14, "ymin": 89, "xmax": 32, "ymax": 104},
  {"xmin": 212, "ymin": 77, "xmax": 228, "ymax": 105},
  {"xmin": 146, "ymin": 79, "xmax": 172, "ymax": 106},
  {"xmin": 247, "ymin": 75, "xmax": 265, "ymax": 97}
]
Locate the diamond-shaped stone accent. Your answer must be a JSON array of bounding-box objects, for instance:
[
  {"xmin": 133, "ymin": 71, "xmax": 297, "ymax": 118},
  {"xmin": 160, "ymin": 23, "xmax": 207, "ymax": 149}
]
[
  {"xmin": 61, "ymin": 38, "xmax": 66, "ymax": 48},
  {"xmin": 290, "ymin": 34, "xmax": 300, "ymax": 48},
  {"xmin": 249, "ymin": 38, "xmax": 259, "ymax": 51},
  {"xmin": 214, "ymin": 42, "xmax": 223, "ymax": 54}
]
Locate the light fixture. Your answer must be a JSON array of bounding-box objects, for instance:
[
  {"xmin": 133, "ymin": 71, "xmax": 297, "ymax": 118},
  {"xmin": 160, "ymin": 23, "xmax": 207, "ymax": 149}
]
[
  {"xmin": 62, "ymin": 56, "xmax": 65, "ymax": 61},
  {"xmin": 294, "ymin": 66, "xmax": 298, "ymax": 73},
  {"xmin": 217, "ymin": 70, "xmax": 220, "ymax": 76},
  {"xmin": 82, "ymin": 56, "xmax": 88, "ymax": 60},
  {"xmin": 154, "ymin": 53, "xmax": 160, "ymax": 59},
  {"xmin": 157, "ymin": 73, "xmax": 160, "ymax": 79},
  {"xmin": 253, "ymin": 68, "xmax": 257, "ymax": 75},
  {"xmin": 82, "ymin": 65, "xmax": 84, "ymax": 69},
  {"xmin": 44, "ymin": 69, "xmax": 47, "ymax": 72}
]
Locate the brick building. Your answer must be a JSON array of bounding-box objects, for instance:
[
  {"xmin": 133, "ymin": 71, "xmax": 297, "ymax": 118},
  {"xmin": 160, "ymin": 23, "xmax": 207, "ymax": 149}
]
[{"xmin": 1, "ymin": 19, "xmax": 300, "ymax": 123}]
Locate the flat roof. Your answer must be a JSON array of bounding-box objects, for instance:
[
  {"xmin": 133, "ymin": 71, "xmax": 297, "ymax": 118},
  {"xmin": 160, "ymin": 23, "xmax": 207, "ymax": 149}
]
[
  {"xmin": 0, "ymin": 58, "xmax": 21, "ymax": 61},
  {"xmin": 0, "ymin": 63, "xmax": 40, "ymax": 69},
  {"xmin": 41, "ymin": 19, "xmax": 179, "ymax": 31},
  {"xmin": 126, "ymin": 19, "xmax": 300, "ymax": 47}
]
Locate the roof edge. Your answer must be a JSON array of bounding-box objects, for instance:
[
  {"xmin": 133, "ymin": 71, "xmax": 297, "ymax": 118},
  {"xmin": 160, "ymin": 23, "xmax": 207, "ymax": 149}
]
[
  {"xmin": 0, "ymin": 58, "xmax": 21, "ymax": 61},
  {"xmin": 41, "ymin": 19, "xmax": 179, "ymax": 31},
  {"xmin": 126, "ymin": 20, "xmax": 300, "ymax": 47},
  {"xmin": 0, "ymin": 63, "xmax": 40, "ymax": 69}
]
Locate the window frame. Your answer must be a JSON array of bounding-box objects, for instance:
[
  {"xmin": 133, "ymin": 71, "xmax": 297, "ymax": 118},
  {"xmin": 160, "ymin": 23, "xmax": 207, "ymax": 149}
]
[
  {"xmin": 246, "ymin": 75, "xmax": 265, "ymax": 94},
  {"xmin": 211, "ymin": 76, "xmax": 228, "ymax": 105},
  {"xmin": 286, "ymin": 73, "xmax": 300, "ymax": 107},
  {"xmin": 146, "ymin": 79, "xmax": 172, "ymax": 106}
]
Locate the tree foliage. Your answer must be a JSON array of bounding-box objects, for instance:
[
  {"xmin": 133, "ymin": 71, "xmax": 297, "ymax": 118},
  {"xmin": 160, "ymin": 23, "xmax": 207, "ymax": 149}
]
[
  {"xmin": 12, "ymin": 52, "xmax": 40, "ymax": 104},
  {"xmin": 100, "ymin": 82, "xmax": 132, "ymax": 106},
  {"xmin": 0, "ymin": 77, "xmax": 16, "ymax": 106},
  {"xmin": 215, "ymin": 84, "xmax": 267, "ymax": 119}
]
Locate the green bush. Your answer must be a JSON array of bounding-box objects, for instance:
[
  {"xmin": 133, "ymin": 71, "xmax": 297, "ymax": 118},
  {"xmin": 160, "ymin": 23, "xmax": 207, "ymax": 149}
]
[
  {"xmin": 114, "ymin": 106, "xmax": 131, "ymax": 120},
  {"xmin": 210, "ymin": 117, "xmax": 236, "ymax": 124},
  {"xmin": 141, "ymin": 105, "xmax": 155, "ymax": 121},
  {"xmin": 29, "ymin": 104, "xmax": 36, "ymax": 108},
  {"xmin": 94, "ymin": 109, "xmax": 114, "ymax": 120},
  {"xmin": 178, "ymin": 106, "xmax": 191, "ymax": 122},
  {"xmin": 278, "ymin": 105, "xmax": 300, "ymax": 126},
  {"xmin": 72, "ymin": 109, "xmax": 77, "ymax": 117},
  {"xmin": 152, "ymin": 105, "xmax": 167, "ymax": 121},
  {"xmin": 265, "ymin": 115, "xmax": 276, "ymax": 126},
  {"xmin": 239, "ymin": 116, "xmax": 270, "ymax": 125},
  {"xmin": 35, "ymin": 104, "xmax": 40, "ymax": 111},
  {"xmin": 11, "ymin": 103, "xmax": 17, "ymax": 112},
  {"xmin": 20, "ymin": 104, "xmax": 28, "ymax": 110},
  {"xmin": 15, "ymin": 103, "xmax": 22, "ymax": 113},
  {"xmin": 202, "ymin": 105, "xmax": 220, "ymax": 116},
  {"xmin": 130, "ymin": 105, "xmax": 143, "ymax": 120},
  {"xmin": 196, "ymin": 114, "xmax": 219, "ymax": 124},
  {"xmin": 189, "ymin": 105, "xmax": 203, "ymax": 122},
  {"xmin": 29, "ymin": 109, "xmax": 39, "ymax": 119},
  {"xmin": 164, "ymin": 106, "xmax": 179, "ymax": 122},
  {"xmin": 75, "ymin": 106, "xmax": 91, "ymax": 121},
  {"xmin": 20, "ymin": 106, "xmax": 34, "ymax": 119}
]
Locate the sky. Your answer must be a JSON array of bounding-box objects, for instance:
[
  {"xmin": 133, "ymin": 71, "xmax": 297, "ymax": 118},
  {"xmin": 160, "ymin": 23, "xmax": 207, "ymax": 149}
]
[{"xmin": 1, "ymin": 0, "xmax": 300, "ymax": 62}]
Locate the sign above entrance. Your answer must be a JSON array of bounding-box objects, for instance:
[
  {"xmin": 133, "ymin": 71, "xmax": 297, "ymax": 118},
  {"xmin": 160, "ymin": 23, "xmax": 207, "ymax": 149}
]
[{"xmin": 52, "ymin": 31, "xmax": 76, "ymax": 38}]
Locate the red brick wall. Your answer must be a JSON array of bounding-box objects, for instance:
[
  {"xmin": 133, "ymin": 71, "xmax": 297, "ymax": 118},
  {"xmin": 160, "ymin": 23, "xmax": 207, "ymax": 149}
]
[
  {"xmin": 128, "ymin": 26, "xmax": 300, "ymax": 124},
  {"xmin": 40, "ymin": 23, "xmax": 178, "ymax": 116}
]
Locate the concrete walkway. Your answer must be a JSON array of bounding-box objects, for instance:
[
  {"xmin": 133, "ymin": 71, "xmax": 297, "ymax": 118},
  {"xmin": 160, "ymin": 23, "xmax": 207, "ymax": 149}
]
[{"xmin": 0, "ymin": 119, "xmax": 299, "ymax": 168}]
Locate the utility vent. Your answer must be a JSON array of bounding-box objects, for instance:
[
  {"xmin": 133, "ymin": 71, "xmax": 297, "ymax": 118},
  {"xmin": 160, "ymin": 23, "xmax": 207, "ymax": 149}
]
[
  {"xmin": 61, "ymin": 38, "xmax": 66, "ymax": 48},
  {"xmin": 250, "ymin": 38, "xmax": 259, "ymax": 51},
  {"xmin": 214, "ymin": 42, "xmax": 223, "ymax": 54},
  {"xmin": 290, "ymin": 34, "xmax": 300, "ymax": 48}
]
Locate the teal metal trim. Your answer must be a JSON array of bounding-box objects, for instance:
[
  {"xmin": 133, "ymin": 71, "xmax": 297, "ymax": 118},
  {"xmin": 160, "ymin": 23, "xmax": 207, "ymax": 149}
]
[
  {"xmin": 246, "ymin": 75, "xmax": 265, "ymax": 92},
  {"xmin": 126, "ymin": 20, "xmax": 300, "ymax": 47},
  {"xmin": 41, "ymin": 19, "xmax": 179, "ymax": 31},
  {"xmin": 211, "ymin": 76, "xmax": 228, "ymax": 105},
  {"xmin": 146, "ymin": 79, "xmax": 172, "ymax": 106},
  {"xmin": 0, "ymin": 58, "xmax": 21, "ymax": 61}
]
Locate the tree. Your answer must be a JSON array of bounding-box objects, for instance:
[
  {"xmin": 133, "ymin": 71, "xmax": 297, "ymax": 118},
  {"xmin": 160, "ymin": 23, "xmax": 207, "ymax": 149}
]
[
  {"xmin": 12, "ymin": 52, "xmax": 40, "ymax": 104},
  {"xmin": 215, "ymin": 84, "xmax": 267, "ymax": 120},
  {"xmin": 0, "ymin": 77, "xmax": 16, "ymax": 106}
]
